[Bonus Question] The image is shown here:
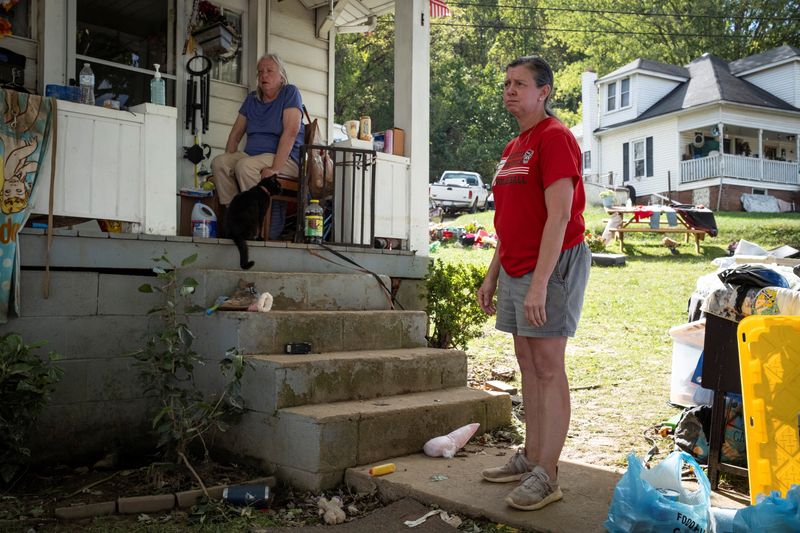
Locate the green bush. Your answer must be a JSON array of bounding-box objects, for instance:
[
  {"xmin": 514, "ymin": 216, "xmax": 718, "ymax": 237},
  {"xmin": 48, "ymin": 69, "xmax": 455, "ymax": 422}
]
[
  {"xmin": 425, "ymin": 258, "xmax": 487, "ymax": 350},
  {"xmin": 133, "ymin": 252, "xmax": 248, "ymax": 464},
  {"xmin": 0, "ymin": 333, "xmax": 63, "ymax": 483}
]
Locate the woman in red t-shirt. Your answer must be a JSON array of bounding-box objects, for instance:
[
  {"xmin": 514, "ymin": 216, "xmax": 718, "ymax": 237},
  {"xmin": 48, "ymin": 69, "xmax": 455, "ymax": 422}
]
[{"xmin": 476, "ymin": 56, "xmax": 591, "ymax": 511}]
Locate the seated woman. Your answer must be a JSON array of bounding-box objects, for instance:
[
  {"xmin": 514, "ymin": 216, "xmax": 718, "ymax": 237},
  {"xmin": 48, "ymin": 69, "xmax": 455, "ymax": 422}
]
[{"xmin": 211, "ymin": 53, "xmax": 304, "ymax": 240}]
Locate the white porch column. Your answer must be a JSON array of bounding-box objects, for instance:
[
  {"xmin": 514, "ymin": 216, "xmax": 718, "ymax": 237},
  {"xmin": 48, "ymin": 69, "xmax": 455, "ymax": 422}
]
[
  {"xmin": 41, "ymin": 2, "xmax": 69, "ymax": 86},
  {"xmin": 718, "ymin": 122, "xmax": 725, "ymax": 179},
  {"xmin": 394, "ymin": 0, "xmax": 430, "ymax": 256},
  {"xmin": 758, "ymin": 129, "xmax": 763, "ymax": 180}
]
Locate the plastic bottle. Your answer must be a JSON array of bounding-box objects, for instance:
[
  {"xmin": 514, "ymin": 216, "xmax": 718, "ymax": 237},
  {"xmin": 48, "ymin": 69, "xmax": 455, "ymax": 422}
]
[
  {"xmin": 150, "ymin": 63, "xmax": 166, "ymax": 105},
  {"xmin": 79, "ymin": 63, "xmax": 95, "ymax": 105},
  {"xmin": 304, "ymin": 199, "xmax": 323, "ymax": 244},
  {"xmin": 191, "ymin": 202, "xmax": 217, "ymax": 238}
]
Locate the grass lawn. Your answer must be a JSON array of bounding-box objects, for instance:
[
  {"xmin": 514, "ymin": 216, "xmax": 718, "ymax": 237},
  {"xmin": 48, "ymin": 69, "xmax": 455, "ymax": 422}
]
[{"xmin": 433, "ymin": 206, "xmax": 800, "ymax": 469}]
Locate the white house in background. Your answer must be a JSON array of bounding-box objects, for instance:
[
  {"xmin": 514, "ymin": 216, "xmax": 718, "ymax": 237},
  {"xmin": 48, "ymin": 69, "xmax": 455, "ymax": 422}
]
[{"xmin": 577, "ymin": 45, "xmax": 800, "ymax": 211}]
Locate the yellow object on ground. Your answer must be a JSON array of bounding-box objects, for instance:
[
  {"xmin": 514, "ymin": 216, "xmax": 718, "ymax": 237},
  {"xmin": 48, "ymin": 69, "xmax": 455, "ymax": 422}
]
[
  {"xmin": 368, "ymin": 463, "xmax": 396, "ymax": 476},
  {"xmin": 737, "ymin": 315, "xmax": 800, "ymax": 504}
]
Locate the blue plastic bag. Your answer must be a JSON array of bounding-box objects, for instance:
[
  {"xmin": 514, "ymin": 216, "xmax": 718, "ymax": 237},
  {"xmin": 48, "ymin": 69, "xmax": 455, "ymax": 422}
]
[
  {"xmin": 605, "ymin": 451, "xmax": 711, "ymax": 533},
  {"xmin": 732, "ymin": 485, "xmax": 800, "ymax": 532}
]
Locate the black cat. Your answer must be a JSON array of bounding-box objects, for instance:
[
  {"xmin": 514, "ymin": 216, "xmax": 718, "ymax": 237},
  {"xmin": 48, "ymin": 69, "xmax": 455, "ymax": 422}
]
[{"xmin": 225, "ymin": 177, "xmax": 282, "ymax": 270}]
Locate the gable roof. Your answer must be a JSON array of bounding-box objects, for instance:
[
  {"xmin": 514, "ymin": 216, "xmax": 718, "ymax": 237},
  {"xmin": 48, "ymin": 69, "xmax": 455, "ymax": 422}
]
[
  {"xmin": 599, "ymin": 53, "xmax": 800, "ymax": 130},
  {"xmin": 729, "ymin": 45, "xmax": 800, "ymax": 75},
  {"xmin": 598, "ymin": 58, "xmax": 689, "ymax": 82}
]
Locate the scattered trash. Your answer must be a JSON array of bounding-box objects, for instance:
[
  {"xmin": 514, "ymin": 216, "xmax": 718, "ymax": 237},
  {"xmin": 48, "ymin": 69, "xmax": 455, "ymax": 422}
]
[
  {"xmin": 317, "ymin": 496, "xmax": 346, "ymax": 525},
  {"xmin": 423, "ymin": 423, "xmax": 480, "ymax": 458},
  {"xmin": 205, "ymin": 295, "xmax": 229, "ymax": 315},
  {"xmin": 404, "ymin": 508, "xmax": 461, "ymax": 528},
  {"xmin": 223, "ymin": 484, "xmax": 271, "ymax": 509},
  {"xmin": 346, "ymin": 504, "xmax": 359, "ymax": 515},
  {"xmin": 247, "ymin": 292, "xmax": 273, "ymax": 312},
  {"xmin": 731, "ymin": 484, "xmax": 800, "ymax": 531},
  {"xmin": 429, "ymin": 474, "xmax": 448, "ymax": 482},
  {"xmin": 368, "ymin": 463, "xmax": 396, "ymax": 476},
  {"xmin": 662, "ymin": 237, "xmax": 680, "ymax": 255}
]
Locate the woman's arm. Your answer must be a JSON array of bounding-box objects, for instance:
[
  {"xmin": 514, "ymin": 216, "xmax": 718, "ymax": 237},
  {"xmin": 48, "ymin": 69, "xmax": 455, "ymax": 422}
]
[
  {"xmin": 225, "ymin": 114, "xmax": 247, "ymax": 153},
  {"xmin": 261, "ymin": 107, "xmax": 302, "ymax": 177},
  {"xmin": 477, "ymin": 243, "xmax": 502, "ymax": 315},
  {"xmin": 524, "ymin": 178, "xmax": 574, "ymax": 327}
]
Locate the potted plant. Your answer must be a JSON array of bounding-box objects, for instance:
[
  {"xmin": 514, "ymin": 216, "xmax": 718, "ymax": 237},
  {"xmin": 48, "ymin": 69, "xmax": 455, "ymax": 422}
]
[
  {"xmin": 191, "ymin": 0, "xmax": 240, "ymax": 59},
  {"xmin": 584, "ymin": 230, "xmax": 607, "ymax": 254},
  {"xmin": 599, "ymin": 189, "xmax": 615, "ymax": 208}
]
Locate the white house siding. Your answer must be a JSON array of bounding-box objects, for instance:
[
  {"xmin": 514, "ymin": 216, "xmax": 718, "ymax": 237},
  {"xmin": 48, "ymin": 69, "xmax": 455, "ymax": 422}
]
[
  {"xmin": 742, "ymin": 62, "xmax": 799, "ymax": 108},
  {"xmin": 598, "ymin": 79, "xmax": 637, "ymax": 129},
  {"xmin": 597, "ymin": 117, "xmax": 679, "ymax": 197},
  {"xmin": 271, "ymin": 0, "xmax": 330, "ymax": 134},
  {"xmin": 202, "ymin": 1, "xmax": 331, "ymax": 178},
  {"xmin": 636, "ymin": 75, "xmax": 681, "ymax": 115}
]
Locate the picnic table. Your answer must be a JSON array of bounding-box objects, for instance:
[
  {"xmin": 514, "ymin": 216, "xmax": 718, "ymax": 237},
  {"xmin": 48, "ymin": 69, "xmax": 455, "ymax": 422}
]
[{"xmin": 604, "ymin": 205, "xmax": 718, "ymax": 253}]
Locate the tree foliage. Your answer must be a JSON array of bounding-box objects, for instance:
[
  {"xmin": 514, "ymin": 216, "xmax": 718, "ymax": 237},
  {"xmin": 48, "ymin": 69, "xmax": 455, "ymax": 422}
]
[{"xmin": 334, "ymin": 1, "xmax": 800, "ymax": 183}]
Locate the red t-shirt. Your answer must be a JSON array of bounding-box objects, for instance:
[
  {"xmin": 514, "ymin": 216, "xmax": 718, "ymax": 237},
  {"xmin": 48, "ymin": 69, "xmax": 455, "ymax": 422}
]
[{"xmin": 492, "ymin": 117, "xmax": 586, "ymax": 277}]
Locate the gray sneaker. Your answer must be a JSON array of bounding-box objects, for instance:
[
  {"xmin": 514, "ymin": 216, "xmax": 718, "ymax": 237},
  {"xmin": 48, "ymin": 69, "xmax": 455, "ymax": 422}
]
[
  {"xmin": 505, "ymin": 466, "xmax": 563, "ymax": 511},
  {"xmin": 481, "ymin": 449, "xmax": 535, "ymax": 483}
]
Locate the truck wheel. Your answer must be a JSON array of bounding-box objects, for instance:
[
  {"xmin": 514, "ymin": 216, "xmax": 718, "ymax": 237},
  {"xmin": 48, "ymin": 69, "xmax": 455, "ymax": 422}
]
[
  {"xmin": 479, "ymin": 199, "xmax": 487, "ymax": 212},
  {"xmin": 469, "ymin": 199, "xmax": 478, "ymax": 214}
]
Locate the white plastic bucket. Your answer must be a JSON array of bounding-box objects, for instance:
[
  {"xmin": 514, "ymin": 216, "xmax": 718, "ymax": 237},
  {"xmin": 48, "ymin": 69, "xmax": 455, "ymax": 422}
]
[
  {"xmin": 668, "ymin": 320, "xmax": 713, "ymax": 407},
  {"xmin": 191, "ymin": 202, "xmax": 217, "ymax": 238}
]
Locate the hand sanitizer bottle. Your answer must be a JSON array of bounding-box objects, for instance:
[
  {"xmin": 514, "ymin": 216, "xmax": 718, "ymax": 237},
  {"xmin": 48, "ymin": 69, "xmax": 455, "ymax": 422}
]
[{"xmin": 150, "ymin": 63, "xmax": 166, "ymax": 105}]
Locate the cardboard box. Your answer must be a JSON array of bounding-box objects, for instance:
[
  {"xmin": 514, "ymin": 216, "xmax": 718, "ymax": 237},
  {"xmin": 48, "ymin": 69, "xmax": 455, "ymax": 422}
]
[{"xmin": 391, "ymin": 128, "xmax": 405, "ymax": 156}]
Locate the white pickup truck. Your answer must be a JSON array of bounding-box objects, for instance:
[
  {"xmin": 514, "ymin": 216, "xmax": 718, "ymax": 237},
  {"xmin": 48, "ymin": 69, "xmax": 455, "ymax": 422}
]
[{"xmin": 429, "ymin": 171, "xmax": 490, "ymax": 214}]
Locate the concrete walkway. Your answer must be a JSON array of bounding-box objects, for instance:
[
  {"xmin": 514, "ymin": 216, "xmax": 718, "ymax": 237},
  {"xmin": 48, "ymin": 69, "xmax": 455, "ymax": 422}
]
[{"xmin": 345, "ymin": 446, "xmax": 748, "ymax": 533}]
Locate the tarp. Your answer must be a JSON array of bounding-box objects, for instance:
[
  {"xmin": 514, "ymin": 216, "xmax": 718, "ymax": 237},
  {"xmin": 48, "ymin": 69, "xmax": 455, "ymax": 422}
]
[{"xmin": 0, "ymin": 89, "xmax": 54, "ymax": 323}]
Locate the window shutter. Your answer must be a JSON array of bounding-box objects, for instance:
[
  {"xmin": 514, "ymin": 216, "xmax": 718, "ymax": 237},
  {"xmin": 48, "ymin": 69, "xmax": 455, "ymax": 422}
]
[
  {"xmin": 623, "ymin": 142, "xmax": 629, "ymax": 182},
  {"xmin": 646, "ymin": 136, "xmax": 653, "ymax": 177}
]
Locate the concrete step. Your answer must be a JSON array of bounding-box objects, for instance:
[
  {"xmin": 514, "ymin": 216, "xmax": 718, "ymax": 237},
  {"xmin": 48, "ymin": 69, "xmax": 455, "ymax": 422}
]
[
  {"xmin": 239, "ymin": 348, "xmax": 467, "ymax": 412},
  {"xmin": 191, "ymin": 309, "xmax": 427, "ymax": 356},
  {"xmin": 187, "ymin": 270, "xmax": 395, "ymax": 311},
  {"xmin": 221, "ymin": 387, "xmax": 511, "ymax": 491}
]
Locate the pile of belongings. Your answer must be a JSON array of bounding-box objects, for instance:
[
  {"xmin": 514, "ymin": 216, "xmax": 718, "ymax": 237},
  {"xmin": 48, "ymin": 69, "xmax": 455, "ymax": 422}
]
[{"xmin": 429, "ymin": 222, "xmax": 497, "ymax": 249}]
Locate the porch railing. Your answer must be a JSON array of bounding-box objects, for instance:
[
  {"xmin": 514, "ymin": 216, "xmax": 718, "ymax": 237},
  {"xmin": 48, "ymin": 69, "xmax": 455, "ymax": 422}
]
[{"xmin": 680, "ymin": 154, "xmax": 799, "ymax": 185}]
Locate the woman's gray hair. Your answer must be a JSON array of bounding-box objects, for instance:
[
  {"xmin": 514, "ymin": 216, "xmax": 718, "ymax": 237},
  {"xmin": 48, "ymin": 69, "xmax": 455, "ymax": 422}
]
[
  {"xmin": 256, "ymin": 53, "xmax": 289, "ymax": 99},
  {"xmin": 506, "ymin": 56, "xmax": 556, "ymax": 118}
]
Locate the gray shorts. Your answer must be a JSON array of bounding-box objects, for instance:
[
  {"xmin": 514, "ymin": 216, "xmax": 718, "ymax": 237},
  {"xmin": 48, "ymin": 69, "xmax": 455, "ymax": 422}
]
[{"xmin": 495, "ymin": 242, "xmax": 590, "ymax": 338}]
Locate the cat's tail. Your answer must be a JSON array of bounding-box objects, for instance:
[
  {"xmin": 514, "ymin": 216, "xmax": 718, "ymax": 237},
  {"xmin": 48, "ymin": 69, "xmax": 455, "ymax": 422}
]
[{"xmin": 233, "ymin": 237, "xmax": 255, "ymax": 270}]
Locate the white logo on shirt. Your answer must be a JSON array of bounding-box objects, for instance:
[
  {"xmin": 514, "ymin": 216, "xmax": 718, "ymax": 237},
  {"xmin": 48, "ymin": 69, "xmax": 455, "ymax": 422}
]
[{"xmin": 522, "ymin": 149, "xmax": 534, "ymax": 164}]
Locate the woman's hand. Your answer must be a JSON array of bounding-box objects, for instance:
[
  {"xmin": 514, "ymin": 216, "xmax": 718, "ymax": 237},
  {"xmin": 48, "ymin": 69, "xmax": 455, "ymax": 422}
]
[
  {"xmin": 523, "ymin": 282, "xmax": 547, "ymax": 327},
  {"xmin": 477, "ymin": 277, "xmax": 498, "ymax": 315},
  {"xmin": 260, "ymin": 167, "xmax": 278, "ymax": 178}
]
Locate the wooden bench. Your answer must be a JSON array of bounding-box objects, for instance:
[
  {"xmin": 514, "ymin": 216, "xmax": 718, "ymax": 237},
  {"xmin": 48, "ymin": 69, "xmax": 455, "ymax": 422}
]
[{"xmin": 610, "ymin": 227, "xmax": 707, "ymax": 253}]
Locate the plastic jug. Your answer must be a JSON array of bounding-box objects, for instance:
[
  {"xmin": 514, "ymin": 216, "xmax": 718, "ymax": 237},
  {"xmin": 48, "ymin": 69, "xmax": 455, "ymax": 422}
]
[
  {"xmin": 150, "ymin": 63, "xmax": 166, "ymax": 105},
  {"xmin": 191, "ymin": 202, "xmax": 217, "ymax": 238}
]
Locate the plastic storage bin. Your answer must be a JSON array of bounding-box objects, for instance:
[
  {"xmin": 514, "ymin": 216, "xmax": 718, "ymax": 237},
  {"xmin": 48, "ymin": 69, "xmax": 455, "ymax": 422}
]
[{"xmin": 668, "ymin": 320, "xmax": 713, "ymax": 407}]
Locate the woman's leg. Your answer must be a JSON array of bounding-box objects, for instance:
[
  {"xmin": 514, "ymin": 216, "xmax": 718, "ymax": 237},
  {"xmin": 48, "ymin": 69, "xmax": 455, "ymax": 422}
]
[
  {"xmin": 210, "ymin": 152, "xmax": 248, "ymax": 205},
  {"xmin": 515, "ymin": 334, "xmax": 569, "ymax": 481}
]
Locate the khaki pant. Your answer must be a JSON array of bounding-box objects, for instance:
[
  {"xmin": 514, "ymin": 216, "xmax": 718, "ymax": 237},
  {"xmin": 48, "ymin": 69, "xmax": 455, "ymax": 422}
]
[{"xmin": 210, "ymin": 151, "xmax": 300, "ymax": 205}]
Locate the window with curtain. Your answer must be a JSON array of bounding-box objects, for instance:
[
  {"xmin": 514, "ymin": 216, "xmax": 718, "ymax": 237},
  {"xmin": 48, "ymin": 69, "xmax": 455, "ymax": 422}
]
[
  {"xmin": 607, "ymin": 82, "xmax": 616, "ymax": 111},
  {"xmin": 633, "ymin": 139, "xmax": 645, "ymax": 177},
  {"xmin": 75, "ymin": 0, "xmax": 175, "ymax": 108},
  {"xmin": 620, "ymin": 77, "xmax": 630, "ymax": 108}
]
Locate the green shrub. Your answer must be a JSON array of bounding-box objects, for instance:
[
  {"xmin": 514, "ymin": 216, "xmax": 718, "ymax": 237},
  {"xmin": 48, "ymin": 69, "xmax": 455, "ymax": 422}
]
[
  {"xmin": 133, "ymin": 252, "xmax": 248, "ymax": 464},
  {"xmin": 0, "ymin": 333, "xmax": 63, "ymax": 483},
  {"xmin": 425, "ymin": 258, "xmax": 487, "ymax": 350}
]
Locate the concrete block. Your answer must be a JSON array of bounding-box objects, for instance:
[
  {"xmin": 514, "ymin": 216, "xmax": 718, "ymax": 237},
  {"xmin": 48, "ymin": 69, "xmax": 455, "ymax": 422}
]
[
  {"xmin": 49, "ymin": 359, "xmax": 88, "ymax": 404},
  {"xmin": 65, "ymin": 315, "xmax": 150, "ymax": 359},
  {"xmin": 98, "ymin": 274, "xmax": 161, "ymax": 315},
  {"xmin": 29, "ymin": 398, "xmax": 155, "ymax": 463},
  {"xmin": 19, "ymin": 271, "xmax": 98, "ymax": 317},
  {"xmin": 275, "ymin": 410, "xmax": 358, "ymax": 471},
  {"xmin": 484, "ymin": 391, "xmax": 513, "ymax": 429},
  {"xmin": 117, "ymin": 493, "xmax": 175, "ymax": 514},
  {"xmin": 214, "ymin": 410, "xmax": 278, "ymax": 464},
  {"xmin": 273, "ymin": 463, "xmax": 344, "ymax": 493},
  {"xmin": 394, "ymin": 278, "xmax": 426, "ymax": 311},
  {"xmin": 342, "ymin": 312, "xmax": 401, "ymax": 350},
  {"xmin": 85, "ymin": 357, "xmax": 144, "ymax": 401},
  {"xmin": 304, "ymin": 273, "xmax": 392, "ymax": 311},
  {"xmin": 0, "ymin": 317, "xmax": 69, "ymax": 357},
  {"xmin": 55, "ymin": 501, "xmax": 116, "ymax": 520},
  {"xmin": 175, "ymin": 484, "xmax": 226, "ymax": 507}
]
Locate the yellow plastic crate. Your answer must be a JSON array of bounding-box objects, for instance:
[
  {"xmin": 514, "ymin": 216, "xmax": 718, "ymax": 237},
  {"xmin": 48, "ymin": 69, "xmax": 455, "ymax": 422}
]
[{"xmin": 737, "ymin": 315, "xmax": 800, "ymax": 504}]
